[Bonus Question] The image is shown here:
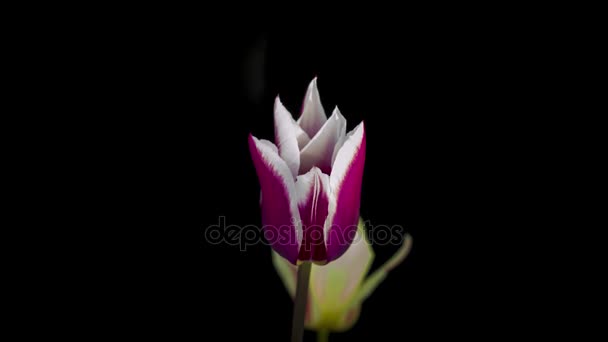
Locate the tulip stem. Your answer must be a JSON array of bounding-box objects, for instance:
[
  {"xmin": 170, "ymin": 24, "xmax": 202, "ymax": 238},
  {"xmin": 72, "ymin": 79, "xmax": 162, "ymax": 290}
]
[
  {"xmin": 291, "ymin": 261, "xmax": 312, "ymax": 342},
  {"xmin": 317, "ymin": 329, "xmax": 329, "ymax": 342}
]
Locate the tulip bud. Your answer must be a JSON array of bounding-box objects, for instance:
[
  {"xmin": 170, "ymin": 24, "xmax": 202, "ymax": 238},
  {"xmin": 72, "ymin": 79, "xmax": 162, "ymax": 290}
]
[{"xmin": 249, "ymin": 78, "xmax": 366, "ymax": 265}]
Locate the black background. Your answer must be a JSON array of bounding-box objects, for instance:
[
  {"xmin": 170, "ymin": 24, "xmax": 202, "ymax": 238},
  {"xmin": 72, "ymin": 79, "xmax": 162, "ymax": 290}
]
[{"xmin": 100, "ymin": 22, "xmax": 559, "ymax": 341}]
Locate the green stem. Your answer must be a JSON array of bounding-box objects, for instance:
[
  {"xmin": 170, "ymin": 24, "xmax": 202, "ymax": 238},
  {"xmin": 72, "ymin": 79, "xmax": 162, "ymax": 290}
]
[
  {"xmin": 317, "ymin": 329, "xmax": 329, "ymax": 342},
  {"xmin": 291, "ymin": 261, "xmax": 312, "ymax": 342}
]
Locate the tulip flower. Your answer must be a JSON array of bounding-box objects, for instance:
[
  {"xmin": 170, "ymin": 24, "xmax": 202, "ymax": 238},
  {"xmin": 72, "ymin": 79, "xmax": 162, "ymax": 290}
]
[
  {"xmin": 248, "ymin": 78, "xmax": 366, "ymax": 265},
  {"xmin": 273, "ymin": 218, "xmax": 413, "ymax": 335}
]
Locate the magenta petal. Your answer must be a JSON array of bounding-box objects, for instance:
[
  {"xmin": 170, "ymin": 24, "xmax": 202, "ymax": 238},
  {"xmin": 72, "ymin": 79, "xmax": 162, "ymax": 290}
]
[
  {"xmin": 295, "ymin": 167, "xmax": 330, "ymax": 263},
  {"xmin": 249, "ymin": 134, "xmax": 301, "ymax": 264},
  {"xmin": 325, "ymin": 123, "xmax": 366, "ymax": 262}
]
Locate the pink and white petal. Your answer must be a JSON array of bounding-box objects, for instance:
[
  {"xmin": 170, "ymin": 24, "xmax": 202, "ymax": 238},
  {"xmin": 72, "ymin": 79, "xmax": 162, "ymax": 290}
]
[
  {"xmin": 249, "ymin": 134, "xmax": 302, "ymax": 264},
  {"xmin": 295, "ymin": 167, "xmax": 331, "ymax": 263},
  {"xmin": 297, "ymin": 77, "xmax": 327, "ymax": 138},
  {"xmin": 299, "ymin": 107, "xmax": 347, "ymax": 175},
  {"xmin": 274, "ymin": 97, "xmax": 300, "ymax": 178},
  {"xmin": 257, "ymin": 140, "xmax": 277, "ymax": 205},
  {"xmin": 273, "ymin": 98, "xmax": 310, "ymax": 150},
  {"xmin": 331, "ymin": 134, "xmax": 346, "ymax": 167},
  {"xmin": 258, "ymin": 139, "xmax": 278, "ymax": 153},
  {"xmin": 325, "ymin": 122, "xmax": 366, "ymax": 262},
  {"xmin": 293, "ymin": 122, "xmax": 311, "ymax": 150}
]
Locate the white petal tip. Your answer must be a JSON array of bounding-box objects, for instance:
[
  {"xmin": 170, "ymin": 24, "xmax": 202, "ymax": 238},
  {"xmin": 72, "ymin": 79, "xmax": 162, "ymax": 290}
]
[
  {"xmin": 298, "ymin": 78, "xmax": 328, "ymax": 137},
  {"xmin": 274, "ymin": 95, "xmax": 283, "ymax": 108},
  {"xmin": 309, "ymin": 166, "xmax": 323, "ymax": 174},
  {"xmin": 331, "ymin": 106, "xmax": 344, "ymax": 119},
  {"xmin": 351, "ymin": 121, "xmax": 365, "ymax": 138},
  {"xmin": 306, "ymin": 77, "xmax": 320, "ymax": 99}
]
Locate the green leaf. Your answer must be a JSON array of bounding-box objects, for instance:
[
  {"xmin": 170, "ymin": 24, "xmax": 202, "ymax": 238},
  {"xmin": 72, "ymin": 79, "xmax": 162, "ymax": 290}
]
[{"xmin": 350, "ymin": 233, "xmax": 413, "ymax": 305}]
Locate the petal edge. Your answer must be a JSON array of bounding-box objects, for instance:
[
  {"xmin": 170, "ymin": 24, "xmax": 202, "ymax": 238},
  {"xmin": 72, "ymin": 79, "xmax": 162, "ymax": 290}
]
[
  {"xmin": 249, "ymin": 134, "xmax": 302, "ymax": 264},
  {"xmin": 297, "ymin": 77, "xmax": 327, "ymax": 138},
  {"xmin": 325, "ymin": 122, "xmax": 366, "ymax": 262},
  {"xmin": 274, "ymin": 97, "xmax": 300, "ymax": 178}
]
